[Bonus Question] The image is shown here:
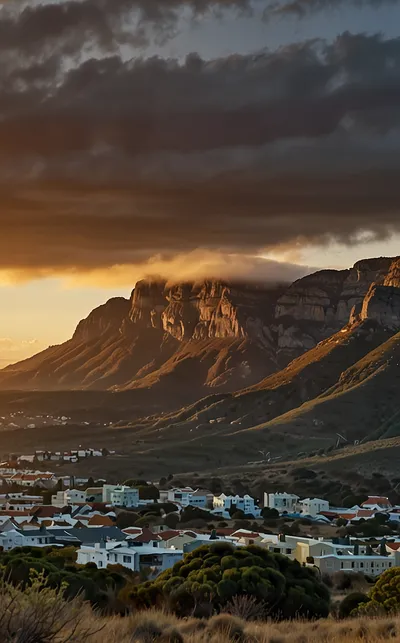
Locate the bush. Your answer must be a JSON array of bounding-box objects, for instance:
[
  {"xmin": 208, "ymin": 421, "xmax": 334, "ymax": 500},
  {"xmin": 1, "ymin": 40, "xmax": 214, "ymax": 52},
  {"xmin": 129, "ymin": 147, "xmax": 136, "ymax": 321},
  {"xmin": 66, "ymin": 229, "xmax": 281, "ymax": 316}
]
[
  {"xmin": 339, "ymin": 592, "xmax": 369, "ymax": 619},
  {"xmin": 129, "ymin": 543, "xmax": 330, "ymax": 619},
  {"xmin": 354, "ymin": 568, "xmax": 400, "ymax": 615}
]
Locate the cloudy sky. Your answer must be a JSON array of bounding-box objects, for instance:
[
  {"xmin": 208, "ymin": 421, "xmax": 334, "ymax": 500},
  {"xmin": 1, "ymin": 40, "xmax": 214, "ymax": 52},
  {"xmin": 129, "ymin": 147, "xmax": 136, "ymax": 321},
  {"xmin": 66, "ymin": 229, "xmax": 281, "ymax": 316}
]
[{"xmin": 1, "ymin": 0, "xmax": 400, "ymax": 364}]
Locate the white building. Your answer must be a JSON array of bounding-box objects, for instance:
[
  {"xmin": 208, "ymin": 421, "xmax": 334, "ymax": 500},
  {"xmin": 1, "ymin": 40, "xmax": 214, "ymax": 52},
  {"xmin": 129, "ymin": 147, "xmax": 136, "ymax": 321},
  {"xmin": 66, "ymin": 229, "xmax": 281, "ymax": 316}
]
[
  {"xmin": 264, "ymin": 492, "xmax": 300, "ymax": 513},
  {"xmin": 313, "ymin": 552, "xmax": 400, "ymax": 577},
  {"xmin": 77, "ymin": 541, "xmax": 183, "ymax": 576},
  {"xmin": 0, "ymin": 527, "xmax": 55, "ymax": 551},
  {"xmin": 110, "ymin": 486, "xmax": 139, "ymax": 508},
  {"xmin": 52, "ymin": 489, "xmax": 86, "ymax": 507},
  {"xmin": 213, "ymin": 494, "xmax": 260, "ymax": 517},
  {"xmin": 159, "ymin": 487, "xmax": 212, "ymax": 509},
  {"xmin": 299, "ymin": 498, "xmax": 329, "ymax": 518},
  {"xmin": 102, "ymin": 484, "xmax": 119, "ymax": 504}
]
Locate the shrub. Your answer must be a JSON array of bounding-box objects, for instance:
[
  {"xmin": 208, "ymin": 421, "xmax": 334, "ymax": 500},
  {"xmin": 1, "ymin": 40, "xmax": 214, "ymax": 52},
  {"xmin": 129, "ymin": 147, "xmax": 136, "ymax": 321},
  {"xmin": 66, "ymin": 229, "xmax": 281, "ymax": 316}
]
[
  {"xmin": 354, "ymin": 568, "xmax": 400, "ymax": 615},
  {"xmin": 339, "ymin": 592, "xmax": 369, "ymax": 619},
  {"xmin": 0, "ymin": 571, "xmax": 101, "ymax": 643},
  {"xmin": 129, "ymin": 543, "xmax": 330, "ymax": 619}
]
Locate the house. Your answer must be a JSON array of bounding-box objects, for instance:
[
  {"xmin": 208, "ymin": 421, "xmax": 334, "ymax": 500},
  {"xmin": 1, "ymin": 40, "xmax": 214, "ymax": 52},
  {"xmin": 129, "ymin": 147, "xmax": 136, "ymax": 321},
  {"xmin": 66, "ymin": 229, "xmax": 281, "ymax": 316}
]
[
  {"xmin": 102, "ymin": 484, "xmax": 119, "ymax": 504},
  {"xmin": 0, "ymin": 526, "xmax": 56, "ymax": 550},
  {"xmin": 110, "ymin": 486, "xmax": 139, "ymax": 508},
  {"xmin": 157, "ymin": 530, "xmax": 197, "ymax": 550},
  {"xmin": 361, "ymin": 496, "xmax": 392, "ymax": 510},
  {"xmin": 264, "ymin": 492, "xmax": 300, "ymax": 513},
  {"xmin": 312, "ymin": 551, "xmax": 400, "ymax": 577},
  {"xmin": 159, "ymin": 487, "xmax": 212, "ymax": 509},
  {"xmin": 47, "ymin": 525, "xmax": 126, "ymax": 546},
  {"xmin": 299, "ymin": 498, "xmax": 329, "ymax": 518},
  {"xmin": 52, "ymin": 489, "xmax": 87, "ymax": 507},
  {"xmin": 77, "ymin": 540, "xmax": 183, "ymax": 576},
  {"xmin": 212, "ymin": 494, "xmax": 260, "ymax": 517},
  {"xmin": 85, "ymin": 488, "xmax": 104, "ymax": 503}
]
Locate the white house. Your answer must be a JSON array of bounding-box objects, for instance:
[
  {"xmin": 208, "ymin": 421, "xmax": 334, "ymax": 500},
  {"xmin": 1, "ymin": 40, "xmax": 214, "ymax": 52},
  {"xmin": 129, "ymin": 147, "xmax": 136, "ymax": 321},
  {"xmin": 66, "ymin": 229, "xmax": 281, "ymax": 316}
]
[
  {"xmin": 299, "ymin": 498, "xmax": 329, "ymax": 518},
  {"xmin": 102, "ymin": 484, "xmax": 120, "ymax": 504},
  {"xmin": 312, "ymin": 551, "xmax": 400, "ymax": 577},
  {"xmin": 0, "ymin": 527, "xmax": 55, "ymax": 550},
  {"xmin": 52, "ymin": 489, "xmax": 86, "ymax": 507},
  {"xmin": 159, "ymin": 487, "xmax": 212, "ymax": 509},
  {"xmin": 110, "ymin": 486, "xmax": 139, "ymax": 508},
  {"xmin": 264, "ymin": 492, "xmax": 300, "ymax": 513},
  {"xmin": 361, "ymin": 496, "xmax": 392, "ymax": 510},
  {"xmin": 213, "ymin": 494, "xmax": 260, "ymax": 517},
  {"xmin": 77, "ymin": 541, "xmax": 183, "ymax": 576}
]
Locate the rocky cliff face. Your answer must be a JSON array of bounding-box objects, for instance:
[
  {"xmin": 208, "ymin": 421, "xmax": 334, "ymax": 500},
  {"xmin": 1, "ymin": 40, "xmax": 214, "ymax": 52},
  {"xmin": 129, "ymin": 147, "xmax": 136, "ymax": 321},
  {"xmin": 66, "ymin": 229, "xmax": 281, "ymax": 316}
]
[
  {"xmin": 1, "ymin": 256, "xmax": 399, "ymax": 394},
  {"xmin": 273, "ymin": 257, "xmax": 398, "ymax": 358},
  {"xmin": 126, "ymin": 279, "xmax": 279, "ymax": 347},
  {"xmin": 73, "ymin": 297, "xmax": 130, "ymax": 342}
]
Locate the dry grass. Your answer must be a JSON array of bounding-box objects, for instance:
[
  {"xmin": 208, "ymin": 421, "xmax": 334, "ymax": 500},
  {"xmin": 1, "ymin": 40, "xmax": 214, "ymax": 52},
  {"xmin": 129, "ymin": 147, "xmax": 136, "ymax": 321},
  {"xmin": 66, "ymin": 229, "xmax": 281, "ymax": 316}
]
[
  {"xmin": 2, "ymin": 576, "xmax": 400, "ymax": 643},
  {"xmin": 77, "ymin": 609, "xmax": 400, "ymax": 643}
]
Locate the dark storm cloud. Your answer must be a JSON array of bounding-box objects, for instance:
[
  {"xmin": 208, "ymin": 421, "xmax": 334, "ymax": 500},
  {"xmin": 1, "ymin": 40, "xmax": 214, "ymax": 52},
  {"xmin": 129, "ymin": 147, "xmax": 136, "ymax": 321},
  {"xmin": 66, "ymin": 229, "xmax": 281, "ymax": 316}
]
[
  {"xmin": 267, "ymin": 0, "xmax": 400, "ymax": 19},
  {"xmin": 0, "ymin": 29, "xmax": 400, "ymax": 274},
  {"xmin": 0, "ymin": 0, "xmax": 252, "ymax": 58}
]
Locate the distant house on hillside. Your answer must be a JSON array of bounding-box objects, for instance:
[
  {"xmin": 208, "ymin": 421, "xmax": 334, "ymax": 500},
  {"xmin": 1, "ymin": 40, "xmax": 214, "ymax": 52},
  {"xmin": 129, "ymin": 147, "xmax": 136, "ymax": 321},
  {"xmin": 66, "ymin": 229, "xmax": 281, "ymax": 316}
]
[{"xmin": 264, "ymin": 492, "xmax": 299, "ymax": 513}]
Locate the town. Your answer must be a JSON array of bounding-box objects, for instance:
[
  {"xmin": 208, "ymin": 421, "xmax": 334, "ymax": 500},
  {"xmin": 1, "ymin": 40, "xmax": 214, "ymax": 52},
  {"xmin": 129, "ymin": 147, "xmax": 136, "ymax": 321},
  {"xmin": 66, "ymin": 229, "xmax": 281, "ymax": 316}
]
[{"xmin": 0, "ymin": 459, "xmax": 399, "ymax": 580}]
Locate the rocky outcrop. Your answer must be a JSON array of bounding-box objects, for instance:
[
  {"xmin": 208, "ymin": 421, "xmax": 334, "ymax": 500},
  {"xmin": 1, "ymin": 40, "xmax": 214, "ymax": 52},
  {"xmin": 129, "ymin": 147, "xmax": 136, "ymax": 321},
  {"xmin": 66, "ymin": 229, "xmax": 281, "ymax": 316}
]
[
  {"xmin": 273, "ymin": 257, "xmax": 396, "ymax": 357},
  {"xmin": 361, "ymin": 284, "xmax": 400, "ymax": 329},
  {"xmin": 127, "ymin": 280, "xmax": 280, "ymax": 347},
  {"xmin": 336, "ymin": 257, "xmax": 393, "ymax": 324},
  {"xmin": 73, "ymin": 297, "xmax": 130, "ymax": 342},
  {"xmin": 384, "ymin": 257, "xmax": 400, "ymax": 288}
]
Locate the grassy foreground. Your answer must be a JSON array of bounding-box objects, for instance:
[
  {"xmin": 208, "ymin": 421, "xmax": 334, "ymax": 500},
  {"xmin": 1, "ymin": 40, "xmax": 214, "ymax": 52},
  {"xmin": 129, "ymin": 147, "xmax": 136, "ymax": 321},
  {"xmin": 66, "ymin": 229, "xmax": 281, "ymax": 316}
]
[
  {"xmin": 77, "ymin": 609, "xmax": 400, "ymax": 642},
  {"xmin": 1, "ymin": 574, "xmax": 399, "ymax": 642}
]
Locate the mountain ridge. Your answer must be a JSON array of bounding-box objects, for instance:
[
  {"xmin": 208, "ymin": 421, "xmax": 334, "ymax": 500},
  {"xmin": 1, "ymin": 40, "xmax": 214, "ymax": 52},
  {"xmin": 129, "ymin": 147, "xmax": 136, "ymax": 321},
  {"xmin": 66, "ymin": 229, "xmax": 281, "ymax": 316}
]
[{"xmin": 0, "ymin": 256, "xmax": 398, "ymax": 403}]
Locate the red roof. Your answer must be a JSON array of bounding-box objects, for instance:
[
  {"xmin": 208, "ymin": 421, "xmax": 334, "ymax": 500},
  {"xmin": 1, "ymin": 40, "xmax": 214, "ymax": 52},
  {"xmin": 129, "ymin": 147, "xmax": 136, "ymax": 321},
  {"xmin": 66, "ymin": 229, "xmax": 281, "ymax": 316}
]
[
  {"xmin": 157, "ymin": 530, "xmax": 180, "ymax": 541},
  {"xmin": 387, "ymin": 542, "xmax": 400, "ymax": 551},
  {"xmin": 356, "ymin": 509, "xmax": 375, "ymax": 518},
  {"xmin": 232, "ymin": 531, "xmax": 261, "ymax": 539},
  {"xmin": 33, "ymin": 506, "xmax": 63, "ymax": 518},
  {"xmin": 122, "ymin": 527, "xmax": 142, "ymax": 535},
  {"xmin": 129, "ymin": 528, "xmax": 160, "ymax": 543},
  {"xmin": 362, "ymin": 497, "xmax": 392, "ymax": 507}
]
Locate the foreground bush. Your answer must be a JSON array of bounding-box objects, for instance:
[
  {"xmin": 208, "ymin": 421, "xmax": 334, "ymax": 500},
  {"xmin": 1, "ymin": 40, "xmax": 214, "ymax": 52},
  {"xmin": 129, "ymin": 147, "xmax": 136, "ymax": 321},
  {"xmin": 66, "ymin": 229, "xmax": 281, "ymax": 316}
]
[
  {"xmin": 0, "ymin": 571, "xmax": 101, "ymax": 643},
  {"xmin": 354, "ymin": 567, "xmax": 400, "ymax": 616},
  {"xmin": 129, "ymin": 543, "xmax": 330, "ymax": 619}
]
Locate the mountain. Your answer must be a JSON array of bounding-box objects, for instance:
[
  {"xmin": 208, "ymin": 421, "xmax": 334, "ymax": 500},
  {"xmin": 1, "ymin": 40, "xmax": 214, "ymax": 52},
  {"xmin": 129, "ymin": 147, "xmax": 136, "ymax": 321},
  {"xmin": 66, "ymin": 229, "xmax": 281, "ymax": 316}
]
[
  {"xmin": 0, "ymin": 257, "xmax": 398, "ymax": 414},
  {"xmin": 0, "ymin": 279, "xmax": 282, "ymax": 397}
]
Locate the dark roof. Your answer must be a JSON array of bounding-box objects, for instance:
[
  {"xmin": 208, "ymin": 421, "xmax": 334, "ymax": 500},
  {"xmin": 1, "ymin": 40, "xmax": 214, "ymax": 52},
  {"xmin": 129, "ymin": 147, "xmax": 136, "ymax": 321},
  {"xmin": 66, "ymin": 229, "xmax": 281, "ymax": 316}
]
[
  {"xmin": 48, "ymin": 526, "xmax": 126, "ymax": 545},
  {"xmin": 18, "ymin": 528, "xmax": 54, "ymax": 538}
]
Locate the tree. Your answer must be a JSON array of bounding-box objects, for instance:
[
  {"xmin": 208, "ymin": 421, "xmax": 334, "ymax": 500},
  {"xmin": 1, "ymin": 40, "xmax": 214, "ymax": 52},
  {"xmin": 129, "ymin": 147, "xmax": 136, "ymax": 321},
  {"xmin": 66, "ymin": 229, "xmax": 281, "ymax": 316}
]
[
  {"xmin": 338, "ymin": 592, "xmax": 369, "ymax": 619},
  {"xmin": 129, "ymin": 543, "xmax": 330, "ymax": 619},
  {"xmin": 116, "ymin": 511, "xmax": 140, "ymax": 529},
  {"xmin": 336, "ymin": 518, "xmax": 348, "ymax": 527},
  {"xmin": 354, "ymin": 568, "xmax": 400, "ymax": 615},
  {"xmin": 261, "ymin": 508, "xmax": 279, "ymax": 520},
  {"xmin": 164, "ymin": 513, "xmax": 180, "ymax": 529},
  {"xmin": 139, "ymin": 485, "xmax": 159, "ymax": 501}
]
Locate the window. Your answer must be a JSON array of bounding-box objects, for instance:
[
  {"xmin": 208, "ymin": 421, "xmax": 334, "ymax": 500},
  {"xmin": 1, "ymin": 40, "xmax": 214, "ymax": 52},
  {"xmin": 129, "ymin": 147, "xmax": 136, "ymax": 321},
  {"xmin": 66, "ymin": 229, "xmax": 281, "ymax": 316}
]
[
  {"xmin": 360, "ymin": 562, "xmax": 364, "ymax": 568},
  {"xmin": 340, "ymin": 562, "xmax": 344, "ymax": 569},
  {"xmin": 123, "ymin": 555, "xmax": 131, "ymax": 563},
  {"xmin": 98, "ymin": 560, "xmax": 103, "ymax": 567},
  {"xmin": 351, "ymin": 562, "xmax": 354, "ymax": 569}
]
